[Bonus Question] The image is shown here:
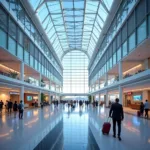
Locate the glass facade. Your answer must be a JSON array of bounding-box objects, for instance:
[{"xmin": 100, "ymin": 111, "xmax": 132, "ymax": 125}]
[
  {"xmin": 89, "ymin": 0, "xmax": 149, "ymax": 89},
  {"xmin": 0, "ymin": 3, "xmax": 63, "ymax": 89},
  {"xmin": 63, "ymin": 51, "xmax": 88, "ymax": 93}
]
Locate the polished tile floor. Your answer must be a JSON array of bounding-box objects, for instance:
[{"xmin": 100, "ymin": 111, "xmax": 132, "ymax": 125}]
[{"xmin": 0, "ymin": 104, "xmax": 150, "ymax": 150}]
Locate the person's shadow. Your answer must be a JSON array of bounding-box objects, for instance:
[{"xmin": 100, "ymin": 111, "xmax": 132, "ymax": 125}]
[{"xmin": 79, "ymin": 110, "xmax": 83, "ymax": 117}]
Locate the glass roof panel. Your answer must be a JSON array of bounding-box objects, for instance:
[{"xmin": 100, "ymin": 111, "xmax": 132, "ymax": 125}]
[{"xmin": 29, "ymin": 0, "xmax": 114, "ymax": 60}]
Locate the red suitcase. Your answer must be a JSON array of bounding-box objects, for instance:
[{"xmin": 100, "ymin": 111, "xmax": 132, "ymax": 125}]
[
  {"xmin": 137, "ymin": 111, "xmax": 141, "ymax": 117},
  {"xmin": 102, "ymin": 118, "xmax": 111, "ymax": 135}
]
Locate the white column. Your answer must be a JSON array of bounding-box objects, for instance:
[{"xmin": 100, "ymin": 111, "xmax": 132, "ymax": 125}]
[
  {"xmin": 49, "ymin": 93, "xmax": 51, "ymax": 104},
  {"xmin": 105, "ymin": 90, "xmax": 109, "ymax": 106},
  {"xmin": 20, "ymin": 62, "xmax": 24, "ymax": 81},
  {"xmin": 119, "ymin": 86, "xmax": 123, "ymax": 104},
  {"xmin": 91, "ymin": 95, "xmax": 93, "ymax": 103},
  {"xmin": 105, "ymin": 73, "xmax": 108, "ymax": 86},
  {"xmin": 39, "ymin": 73, "xmax": 41, "ymax": 87},
  {"xmin": 20, "ymin": 86, "xmax": 24, "ymax": 104},
  {"xmin": 38, "ymin": 90, "xmax": 41, "ymax": 106},
  {"xmin": 119, "ymin": 61, "xmax": 122, "ymax": 81}
]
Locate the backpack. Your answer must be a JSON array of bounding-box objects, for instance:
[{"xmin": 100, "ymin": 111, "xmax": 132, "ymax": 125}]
[{"xmin": 18, "ymin": 104, "xmax": 22, "ymax": 110}]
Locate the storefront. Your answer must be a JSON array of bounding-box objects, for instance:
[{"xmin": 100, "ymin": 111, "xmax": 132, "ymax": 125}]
[{"xmin": 124, "ymin": 90, "xmax": 150, "ymax": 109}]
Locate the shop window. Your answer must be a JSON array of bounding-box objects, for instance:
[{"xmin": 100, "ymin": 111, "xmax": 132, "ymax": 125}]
[
  {"xmin": 24, "ymin": 35, "xmax": 30, "ymax": 52},
  {"xmin": 39, "ymin": 63, "xmax": 41, "ymax": 72},
  {"xmin": 0, "ymin": 29, "xmax": 7, "ymax": 49},
  {"xmin": 117, "ymin": 47, "xmax": 121, "ymax": 62},
  {"xmin": 10, "ymin": 0, "xmax": 18, "ymax": 18},
  {"xmin": 122, "ymin": 41, "xmax": 127, "ymax": 57},
  {"xmin": 34, "ymin": 59, "xmax": 38, "ymax": 70},
  {"xmin": 24, "ymin": 50, "xmax": 29, "ymax": 64},
  {"xmin": 25, "ymin": 14, "xmax": 31, "ymax": 34},
  {"xmin": 113, "ymin": 52, "xmax": 116, "ymax": 66},
  {"xmin": 107, "ymin": 61, "xmax": 109, "ymax": 71},
  {"xmin": 129, "ymin": 32, "xmax": 135, "ymax": 52},
  {"xmin": 18, "ymin": 3, "xmax": 25, "ymax": 25},
  {"xmin": 137, "ymin": 21, "xmax": 146, "ymax": 44},
  {"xmin": 8, "ymin": 37, "xmax": 16, "ymax": 56},
  {"xmin": 127, "ymin": 12, "xmax": 135, "ymax": 36},
  {"xmin": 9, "ymin": 18, "xmax": 17, "ymax": 39},
  {"xmin": 0, "ymin": 6, "xmax": 8, "ymax": 31},
  {"xmin": 17, "ymin": 44, "xmax": 23, "ymax": 60},
  {"xmin": 18, "ymin": 29, "xmax": 23, "ymax": 46},
  {"xmin": 121, "ymin": 23, "xmax": 127, "ymax": 43},
  {"xmin": 136, "ymin": 0, "xmax": 146, "ymax": 26},
  {"xmin": 109, "ymin": 58, "xmax": 112, "ymax": 69},
  {"xmin": 30, "ymin": 55, "xmax": 34, "ymax": 68}
]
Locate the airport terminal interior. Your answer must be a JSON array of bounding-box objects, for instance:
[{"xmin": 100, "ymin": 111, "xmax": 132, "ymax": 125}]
[{"xmin": 0, "ymin": 0, "xmax": 150, "ymax": 149}]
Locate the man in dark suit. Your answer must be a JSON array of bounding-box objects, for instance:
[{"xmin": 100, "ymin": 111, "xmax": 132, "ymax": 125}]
[{"xmin": 109, "ymin": 98, "xmax": 124, "ymax": 141}]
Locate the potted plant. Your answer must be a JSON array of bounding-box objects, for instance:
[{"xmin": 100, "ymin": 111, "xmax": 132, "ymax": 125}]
[
  {"xmin": 41, "ymin": 79, "xmax": 46, "ymax": 87},
  {"xmin": 115, "ymin": 75, "xmax": 119, "ymax": 81},
  {"xmin": 88, "ymin": 95, "xmax": 92, "ymax": 104},
  {"xmin": 8, "ymin": 70, "xmax": 18, "ymax": 79}
]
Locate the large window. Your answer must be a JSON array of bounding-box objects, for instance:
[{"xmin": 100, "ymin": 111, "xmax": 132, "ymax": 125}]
[
  {"xmin": 129, "ymin": 32, "xmax": 136, "ymax": 52},
  {"xmin": 63, "ymin": 51, "xmax": 88, "ymax": 93},
  {"xmin": 0, "ymin": 29, "xmax": 7, "ymax": 48},
  {"xmin": 137, "ymin": 21, "xmax": 146, "ymax": 44}
]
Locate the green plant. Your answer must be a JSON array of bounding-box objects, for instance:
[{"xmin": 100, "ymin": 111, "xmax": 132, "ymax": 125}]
[
  {"xmin": 9, "ymin": 70, "xmax": 18, "ymax": 79},
  {"xmin": 41, "ymin": 79, "xmax": 44, "ymax": 83},
  {"xmin": 88, "ymin": 95, "xmax": 92, "ymax": 104},
  {"xmin": 41, "ymin": 93, "xmax": 46, "ymax": 103}
]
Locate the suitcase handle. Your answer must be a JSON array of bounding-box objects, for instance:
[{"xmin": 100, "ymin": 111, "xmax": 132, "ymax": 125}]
[{"xmin": 107, "ymin": 117, "xmax": 111, "ymax": 123}]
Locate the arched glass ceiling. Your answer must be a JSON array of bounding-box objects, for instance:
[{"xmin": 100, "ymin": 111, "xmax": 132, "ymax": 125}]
[{"xmin": 29, "ymin": 0, "xmax": 114, "ymax": 60}]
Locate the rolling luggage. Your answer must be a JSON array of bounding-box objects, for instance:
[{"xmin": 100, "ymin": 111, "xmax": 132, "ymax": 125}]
[
  {"xmin": 137, "ymin": 111, "xmax": 141, "ymax": 117},
  {"xmin": 102, "ymin": 118, "xmax": 111, "ymax": 135}
]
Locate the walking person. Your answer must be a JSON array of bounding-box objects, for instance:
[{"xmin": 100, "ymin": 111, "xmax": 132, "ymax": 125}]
[
  {"xmin": 0, "ymin": 100, "xmax": 3, "ymax": 114},
  {"xmin": 8, "ymin": 100, "xmax": 13, "ymax": 114},
  {"xmin": 144, "ymin": 100, "xmax": 149, "ymax": 119},
  {"xmin": 18, "ymin": 100, "xmax": 24, "ymax": 119},
  {"xmin": 13, "ymin": 101, "xmax": 18, "ymax": 118},
  {"xmin": 140, "ymin": 102, "xmax": 144, "ymax": 116},
  {"xmin": 109, "ymin": 98, "xmax": 124, "ymax": 141}
]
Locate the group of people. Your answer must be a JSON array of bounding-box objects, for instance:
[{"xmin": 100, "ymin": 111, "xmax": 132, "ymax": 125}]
[
  {"xmin": 0, "ymin": 100, "xmax": 24, "ymax": 119},
  {"xmin": 140, "ymin": 100, "xmax": 150, "ymax": 119}
]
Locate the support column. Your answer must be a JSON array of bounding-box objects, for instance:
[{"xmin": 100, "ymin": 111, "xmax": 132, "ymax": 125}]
[
  {"xmin": 39, "ymin": 73, "xmax": 41, "ymax": 87},
  {"xmin": 119, "ymin": 61, "xmax": 122, "ymax": 81},
  {"xmin": 20, "ymin": 86, "xmax": 24, "ymax": 104},
  {"xmin": 119, "ymin": 86, "xmax": 123, "ymax": 105},
  {"xmin": 105, "ymin": 73, "xmax": 108, "ymax": 86},
  {"xmin": 91, "ymin": 95, "xmax": 93, "ymax": 103},
  {"xmin": 20, "ymin": 62, "xmax": 24, "ymax": 81},
  {"xmin": 49, "ymin": 93, "xmax": 51, "ymax": 104},
  {"xmin": 105, "ymin": 90, "xmax": 109, "ymax": 107},
  {"xmin": 38, "ymin": 90, "xmax": 41, "ymax": 107}
]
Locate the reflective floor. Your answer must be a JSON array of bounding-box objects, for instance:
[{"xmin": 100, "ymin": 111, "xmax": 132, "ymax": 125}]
[{"xmin": 0, "ymin": 104, "xmax": 150, "ymax": 150}]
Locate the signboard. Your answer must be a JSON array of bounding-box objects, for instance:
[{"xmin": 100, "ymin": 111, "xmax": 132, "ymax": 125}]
[{"xmin": 9, "ymin": 92, "xmax": 19, "ymax": 95}]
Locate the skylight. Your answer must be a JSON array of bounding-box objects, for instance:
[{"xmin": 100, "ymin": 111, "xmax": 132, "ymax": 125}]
[{"xmin": 29, "ymin": 0, "xmax": 114, "ymax": 60}]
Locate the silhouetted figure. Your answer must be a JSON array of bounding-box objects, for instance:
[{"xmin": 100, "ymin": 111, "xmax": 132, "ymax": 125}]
[
  {"xmin": 79, "ymin": 100, "xmax": 83, "ymax": 108},
  {"xmin": 140, "ymin": 102, "xmax": 144, "ymax": 116},
  {"xmin": 109, "ymin": 98, "xmax": 124, "ymax": 141},
  {"xmin": 18, "ymin": 100, "xmax": 24, "ymax": 119},
  {"xmin": 144, "ymin": 100, "xmax": 149, "ymax": 119},
  {"xmin": 13, "ymin": 101, "xmax": 18, "ymax": 118},
  {"xmin": 0, "ymin": 100, "xmax": 3, "ymax": 114},
  {"xmin": 8, "ymin": 100, "xmax": 13, "ymax": 113}
]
